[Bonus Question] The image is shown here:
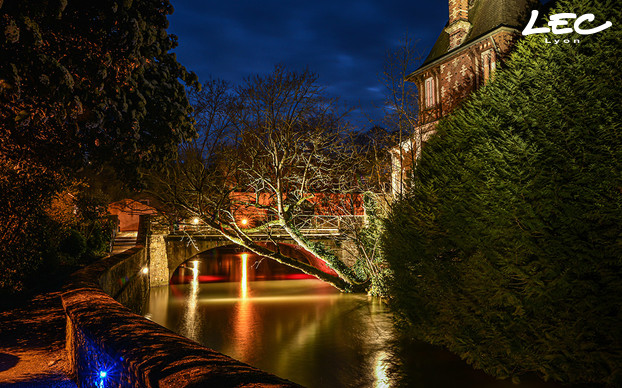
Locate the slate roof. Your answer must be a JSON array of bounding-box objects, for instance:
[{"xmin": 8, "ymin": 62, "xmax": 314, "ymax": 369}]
[{"xmin": 418, "ymin": 0, "xmax": 540, "ymax": 70}]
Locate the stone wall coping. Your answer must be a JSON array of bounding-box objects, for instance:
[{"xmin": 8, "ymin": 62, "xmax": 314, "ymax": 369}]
[{"xmin": 61, "ymin": 247, "xmax": 302, "ymax": 387}]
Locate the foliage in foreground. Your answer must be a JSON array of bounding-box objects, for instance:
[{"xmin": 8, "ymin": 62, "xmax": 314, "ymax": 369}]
[
  {"xmin": 0, "ymin": 0, "xmax": 197, "ymax": 291},
  {"xmin": 383, "ymin": 0, "xmax": 621, "ymax": 384}
]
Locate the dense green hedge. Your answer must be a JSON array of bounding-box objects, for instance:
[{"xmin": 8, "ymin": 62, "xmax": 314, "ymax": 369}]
[{"xmin": 383, "ymin": 0, "xmax": 621, "ymax": 385}]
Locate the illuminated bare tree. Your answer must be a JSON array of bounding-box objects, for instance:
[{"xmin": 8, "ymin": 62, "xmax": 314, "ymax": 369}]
[
  {"xmin": 148, "ymin": 67, "xmax": 372, "ymax": 291},
  {"xmin": 383, "ymin": 35, "xmax": 422, "ymax": 193}
]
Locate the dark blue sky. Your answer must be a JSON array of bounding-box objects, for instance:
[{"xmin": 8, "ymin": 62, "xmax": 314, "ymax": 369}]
[{"xmin": 167, "ymin": 1, "xmax": 450, "ymax": 128}]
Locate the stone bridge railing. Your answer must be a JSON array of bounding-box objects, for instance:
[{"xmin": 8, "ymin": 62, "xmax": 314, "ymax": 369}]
[
  {"xmin": 174, "ymin": 214, "xmax": 364, "ymax": 235},
  {"xmin": 146, "ymin": 215, "xmax": 360, "ymax": 287}
]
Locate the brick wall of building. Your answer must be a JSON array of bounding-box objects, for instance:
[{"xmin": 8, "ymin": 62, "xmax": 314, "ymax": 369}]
[{"xmin": 412, "ymin": 29, "xmax": 519, "ymax": 126}]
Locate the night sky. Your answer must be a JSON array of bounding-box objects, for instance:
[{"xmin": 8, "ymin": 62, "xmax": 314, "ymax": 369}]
[{"xmin": 166, "ymin": 1, "xmax": 450, "ymax": 129}]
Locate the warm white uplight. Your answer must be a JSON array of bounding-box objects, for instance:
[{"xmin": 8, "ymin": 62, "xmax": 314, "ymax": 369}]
[
  {"xmin": 142, "ymin": 267, "xmax": 149, "ymax": 274},
  {"xmin": 241, "ymin": 253, "xmax": 248, "ymax": 299},
  {"xmin": 240, "ymin": 218, "xmax": 249, "ymax": 226},
  {"xmin": 192, "ymin": 217, "xmax": 200, "ymax": 225}
]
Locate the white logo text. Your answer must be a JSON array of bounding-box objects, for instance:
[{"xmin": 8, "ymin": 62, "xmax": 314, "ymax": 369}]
[{"xmin": 523, "ymin": 10, "xmax": 612, "ymax": 36}]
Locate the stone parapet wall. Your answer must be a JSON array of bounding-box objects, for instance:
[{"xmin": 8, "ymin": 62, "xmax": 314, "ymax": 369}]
[
  {"xmin": 97, "ymin": 247, "xmax": 149, "ymax": 314},
  {"xmin": 61, "ymin": 219, "xmax": 300, "ymax": 387}
]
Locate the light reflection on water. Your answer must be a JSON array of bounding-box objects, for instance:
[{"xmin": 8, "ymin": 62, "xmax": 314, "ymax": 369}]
[
  {"xmin": 144, "ymin": 251, "xmax": 562, "ymax": 388},
  {"xmin": 180, "ymin": 260, "xmax": 200, "ymax": 341},
  {"xmin": 145, "ymin": 279, "xmax": 562, "ymax": 388},
  {"xmin": 146, "ymin": 279, "xmax": 395, "ymax": 387}
]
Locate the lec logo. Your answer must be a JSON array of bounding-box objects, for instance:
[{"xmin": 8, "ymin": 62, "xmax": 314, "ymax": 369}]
[{"xmin": 523, "ymin": 10, "xmax": 612, "ymax": 36}]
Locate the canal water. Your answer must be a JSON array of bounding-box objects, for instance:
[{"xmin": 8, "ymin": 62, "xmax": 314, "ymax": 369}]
[{"xmin": 143, "ymin": 247, "xmax": 560, "ymax": 388}]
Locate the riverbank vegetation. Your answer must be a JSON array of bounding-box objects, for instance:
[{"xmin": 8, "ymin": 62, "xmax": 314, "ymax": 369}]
[{"xmin": 383, "ymin": 0, "xmax": 621, "ymax": 384}]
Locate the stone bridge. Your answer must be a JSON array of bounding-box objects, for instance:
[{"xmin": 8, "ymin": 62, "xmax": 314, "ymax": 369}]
[{"xmin": 143, "ymin": 216, "xmax": 359, "ymax": 286}]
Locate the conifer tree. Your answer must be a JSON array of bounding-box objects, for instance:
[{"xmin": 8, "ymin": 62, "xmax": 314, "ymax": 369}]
[{"xmin": 383, "ymin": 0, "xmax": 621, "ymax": 384}]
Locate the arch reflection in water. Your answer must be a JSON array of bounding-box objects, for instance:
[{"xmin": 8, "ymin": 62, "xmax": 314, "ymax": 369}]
[{"xmin": 169, "ymin": 246, "xmax": 316, "ymax": 285}]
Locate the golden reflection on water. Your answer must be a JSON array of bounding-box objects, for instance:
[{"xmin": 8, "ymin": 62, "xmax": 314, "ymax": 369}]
[
  {"xmin": 180, "ymin": 260, "xmax": 200, "ymax": 341},
  {"xmin": 230, "ymin": 253, "xmax": 257, "ymax": 361},
  {"xmin": 146, "ymin": 252, "xmax": 566, "ymax": 388},
  {"xmin": 374, "ymin": 350, "xmax": 391, "ymax": 388},
  {"xmin": 240, "ymin": 253, "xmax": 248, "ymax": 299},
  {"xmin": 145, "ymin": 285, "xmax": 169, "ymax": 323}
]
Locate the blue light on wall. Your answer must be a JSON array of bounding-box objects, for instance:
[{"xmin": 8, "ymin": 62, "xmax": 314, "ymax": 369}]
[{"xmin": 98, "ymin": 369, "xmax": 108, "ymax": 387}]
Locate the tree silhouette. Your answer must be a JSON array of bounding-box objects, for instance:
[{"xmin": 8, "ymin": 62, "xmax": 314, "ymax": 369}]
[{"xmin": 0, "ymin": 0, "xmax": 197, "ymax": 291}]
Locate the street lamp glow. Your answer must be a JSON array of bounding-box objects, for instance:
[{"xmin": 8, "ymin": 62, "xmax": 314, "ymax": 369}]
[
  {"xmin": 240, "ymin": 218, "xmax": 248, "ymax": 226},
  {"xmin": 142, "ymin": 267, "xmax": 149, "ymax": 274},
  {"xmin": 99, "ymin": 370, "xmax": 107, "ymax": 378},
  {"xmin": 192, "ymin": 217, "xmax": 200, "ymax": 225}
]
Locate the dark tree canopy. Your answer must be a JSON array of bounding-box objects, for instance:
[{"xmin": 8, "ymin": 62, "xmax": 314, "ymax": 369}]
[
  {"xmin": 1, "ymin": 0, "xmax": 198, "ymax": 176},
  {"xmin": 383, "ymin": 0, "xmax": 621, "ymax": 384},
  {"xmin": 0, "ymin": 0, "xmax": 198, "ymax": 291}
]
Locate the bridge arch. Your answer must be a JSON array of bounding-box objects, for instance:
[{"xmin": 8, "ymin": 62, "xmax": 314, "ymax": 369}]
[
  {"xmin": 167, "ymin": 241, "xmax": 338, "ymax": 284},
  {"xmin": 146, "ymin": 217, "xmax": 357, "ymax": 287},
  {"xmin": 165, "ymin": 237, "xmax": 233, "ymax": 282}
]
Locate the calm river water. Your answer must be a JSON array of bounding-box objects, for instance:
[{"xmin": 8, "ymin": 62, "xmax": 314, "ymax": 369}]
[{"xmin": 143, "ymin": 248, "xmax": 561, "ymax": 388}]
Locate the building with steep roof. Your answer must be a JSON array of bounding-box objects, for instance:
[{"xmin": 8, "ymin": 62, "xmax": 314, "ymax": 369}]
[{"xmin": 391, "ymin": 0, "xmax": 540, "ymax": 196}]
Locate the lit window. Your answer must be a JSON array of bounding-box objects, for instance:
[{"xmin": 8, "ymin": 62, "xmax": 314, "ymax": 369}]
[
  {"xmin": 481, "ymin": 49, "xmax": 495, "ymax": 83},
  {"xmin": 425, "ymin": 77, "xmax": 436, "ymax": 107}
]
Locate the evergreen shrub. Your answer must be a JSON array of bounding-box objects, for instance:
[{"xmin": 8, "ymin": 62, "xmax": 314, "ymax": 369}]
[
  {"xmin": 59, "ymin": 229, "xmax": 87, "ymax": 262},
  {"xmin": 383, "ymin": 0, "xmax": 621, "ymax": 384}
]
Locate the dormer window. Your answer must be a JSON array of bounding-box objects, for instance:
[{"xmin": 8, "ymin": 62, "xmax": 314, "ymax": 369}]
[{"xmin": 425, "ymin": 77, "xmax": 436, "ymax": 107}]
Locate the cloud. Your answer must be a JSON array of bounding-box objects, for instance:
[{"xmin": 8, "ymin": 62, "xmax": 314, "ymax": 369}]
[{"xmin": 168, "ymin": 0, "xmax": 448, "ymax": 128}]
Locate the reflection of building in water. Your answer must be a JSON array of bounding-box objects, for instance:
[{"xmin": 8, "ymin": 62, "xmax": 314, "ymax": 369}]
[{"xmin": 368, "ymin": 297, "xmax": 395, "ymax": 388}]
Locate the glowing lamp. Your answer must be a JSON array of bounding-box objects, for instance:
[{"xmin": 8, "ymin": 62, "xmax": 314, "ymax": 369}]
[
  {"xmin": 142, "ymin": 267, "xmax": 149, "ymax": 274},
  {"xmin": 99, "ymin": 371, "xmax": 107, "ymax": 378},
  {"xmin": 241, "ymin": 218, "xmax": 248, "ymax": 226},
  {"xmin": 192, "ymin": 217, "xmax": 200, "ymax": 225}
]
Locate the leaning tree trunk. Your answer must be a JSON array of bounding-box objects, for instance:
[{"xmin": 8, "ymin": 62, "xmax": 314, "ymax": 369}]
[
  {"xmin": 199, "ymin": 217, "xmax": 354, "ymax": 291},
  {"xmin": 281, "ymin": 223, "xmax": 369, "ymax": 292}
]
